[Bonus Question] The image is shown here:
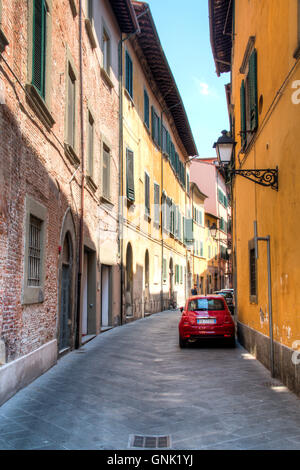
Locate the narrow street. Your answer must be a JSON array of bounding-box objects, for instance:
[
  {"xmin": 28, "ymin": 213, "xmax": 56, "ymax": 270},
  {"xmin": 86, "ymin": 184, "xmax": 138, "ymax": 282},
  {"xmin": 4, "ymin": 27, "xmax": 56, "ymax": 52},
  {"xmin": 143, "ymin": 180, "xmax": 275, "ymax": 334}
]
[{"xmin": 1, "ymin": 311, "xmax": 300, "ymax": 450}]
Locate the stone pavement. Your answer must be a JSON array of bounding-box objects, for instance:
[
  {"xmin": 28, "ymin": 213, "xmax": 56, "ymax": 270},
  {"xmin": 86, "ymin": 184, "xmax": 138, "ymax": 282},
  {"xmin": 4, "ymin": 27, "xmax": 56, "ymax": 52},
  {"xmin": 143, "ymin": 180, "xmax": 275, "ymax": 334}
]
[{"xmin": 1, "ymin": 310, "xmax": 300, "ymax": 450}]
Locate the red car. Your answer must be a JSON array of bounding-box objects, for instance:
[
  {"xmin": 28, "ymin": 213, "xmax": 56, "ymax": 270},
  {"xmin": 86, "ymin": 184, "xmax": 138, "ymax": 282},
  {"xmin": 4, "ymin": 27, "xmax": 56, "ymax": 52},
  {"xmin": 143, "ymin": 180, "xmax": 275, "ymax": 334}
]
[{"xmin": 179, "ymin": 295, "xmax": 235, "ymax": 348}]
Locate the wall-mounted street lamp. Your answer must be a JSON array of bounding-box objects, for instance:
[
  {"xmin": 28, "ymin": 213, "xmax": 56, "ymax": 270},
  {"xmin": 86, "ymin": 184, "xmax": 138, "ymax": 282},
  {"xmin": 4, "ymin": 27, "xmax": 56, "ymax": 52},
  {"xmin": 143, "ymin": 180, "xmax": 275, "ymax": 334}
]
[{"xmin": 213, "ymin": 130, "xmax": 279, "ymax": 191}]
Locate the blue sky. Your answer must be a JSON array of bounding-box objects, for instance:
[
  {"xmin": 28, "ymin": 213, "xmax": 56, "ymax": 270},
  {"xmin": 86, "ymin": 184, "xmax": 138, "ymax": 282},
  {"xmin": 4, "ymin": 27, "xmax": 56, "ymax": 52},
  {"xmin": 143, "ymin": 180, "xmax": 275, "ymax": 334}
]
[{"xmin": 146, "ymin": 0, "xmax": 230, "ymax": 157}]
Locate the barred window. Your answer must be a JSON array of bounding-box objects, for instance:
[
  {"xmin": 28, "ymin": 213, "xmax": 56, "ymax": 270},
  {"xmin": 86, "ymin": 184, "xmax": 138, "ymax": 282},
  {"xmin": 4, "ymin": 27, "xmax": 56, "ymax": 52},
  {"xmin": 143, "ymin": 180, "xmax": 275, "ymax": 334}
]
[
  {"xmin": 28, "ymin": 215, "xmax": 42, "ymax": 286},
  {"xmin": 249, "ymin": 248, "xmax": 257, "ymax": 297}
]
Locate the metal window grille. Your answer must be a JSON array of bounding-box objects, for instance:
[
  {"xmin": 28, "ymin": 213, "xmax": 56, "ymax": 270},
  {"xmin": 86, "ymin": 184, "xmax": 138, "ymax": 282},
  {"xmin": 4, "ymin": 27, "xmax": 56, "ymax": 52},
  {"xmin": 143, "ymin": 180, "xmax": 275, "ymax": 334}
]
[
  {"xmin": 249, "ymin": 248, "xmax": 257, "ymax": 296},
  {"xmin": 28, "ymin": 215, "xmax": 42, "ymax": 286}
]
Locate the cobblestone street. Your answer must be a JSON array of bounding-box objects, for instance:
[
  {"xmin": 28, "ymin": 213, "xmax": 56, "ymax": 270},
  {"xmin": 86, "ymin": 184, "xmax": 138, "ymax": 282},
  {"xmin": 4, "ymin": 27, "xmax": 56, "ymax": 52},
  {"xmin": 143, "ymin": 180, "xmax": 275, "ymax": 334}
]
[{"xmin": 1, "ymin": 310, "xmax": 300, "ymax": 450}]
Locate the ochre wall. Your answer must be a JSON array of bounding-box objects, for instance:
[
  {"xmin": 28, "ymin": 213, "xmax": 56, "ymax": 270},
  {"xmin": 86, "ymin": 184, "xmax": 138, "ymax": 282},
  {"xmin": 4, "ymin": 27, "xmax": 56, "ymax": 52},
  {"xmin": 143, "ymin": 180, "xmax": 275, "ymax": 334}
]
[{"xmin": 232, "ymin": 0, "xmax": 300, "ymax": 349}]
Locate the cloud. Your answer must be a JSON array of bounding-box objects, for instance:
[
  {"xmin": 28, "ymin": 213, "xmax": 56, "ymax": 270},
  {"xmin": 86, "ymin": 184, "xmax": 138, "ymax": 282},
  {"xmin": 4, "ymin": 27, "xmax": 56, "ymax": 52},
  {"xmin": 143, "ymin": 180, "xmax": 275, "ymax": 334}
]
[{"xmin": 193, "ymin": 77, "xmax": 218, "ymax": 98}]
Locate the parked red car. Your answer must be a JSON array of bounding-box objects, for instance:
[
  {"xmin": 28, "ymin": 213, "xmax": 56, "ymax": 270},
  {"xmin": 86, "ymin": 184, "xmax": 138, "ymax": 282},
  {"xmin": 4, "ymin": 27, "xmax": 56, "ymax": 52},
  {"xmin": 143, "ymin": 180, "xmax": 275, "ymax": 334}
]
[{"xmin": 178, "ymin": 295, "xmax": 235, "ymax": 348}]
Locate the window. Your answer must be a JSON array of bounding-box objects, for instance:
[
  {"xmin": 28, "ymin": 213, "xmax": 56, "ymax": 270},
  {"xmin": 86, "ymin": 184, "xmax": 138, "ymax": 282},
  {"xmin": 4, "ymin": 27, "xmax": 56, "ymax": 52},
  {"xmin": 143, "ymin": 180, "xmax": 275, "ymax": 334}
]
[
  {"xmin": 163, "ymin": 258, "xmax": 167, "ymax": 282},
  {"xmin": 85, "ymin": 0, "xmax": 96, "ymax": 48},
  {"xmin": 125, "ymin": 50, "xmax": 133, "ymax": 98},
  {"xmin": 188, "ymin": 298, "xmax": 225, "ymax": 312},
  {"xmin": 240, "ymin": 48, "xmax": 258, "ymax": 149},
  {"xmin": 28, "ymin": 216, "xmax": 43, "ymax": 287},
  {"xmin": 87, "ymin": 111, "xmax": 94, "ymax": 177},
  {"xmin": 162, "ymin": 126, "xmax": 169, "ymax": 155},
  {"xmin": 145, "ymin": 172, "xmax": 150, "ymax": 217},
  {"xmin": 144, "ymin": 89, "xmax": 149, "ymax": 128},
  {"xmin": 102, "ymin": 27, "xmax": 110, "ymax": 74},
  {"xmin": 67, "ymin": 64, "xmax": 76, "ymax": 150},
  {"xmin": 151, "ymin": 106, "xmax": 161, "ymax": 148},
  {"xmin": 249, "ymin": 240, "xmax": 258, "ymax": 303},
  {"xmin": 23, "ymin": 196, "xmax": 47, "ymax": 305},
  {"xmin": 32, "ymin": 0, "xmax": 47, "ymax": 99},
  {"xmin": 102, "ymin": 144, "xmax": 111, "ymax": 200},
  {"xmin": 126, "ymin": 149, "xmax": 135, "ymax": 202},
  {"xmin": 154, "ymin": 183, "xmax": 160, "ymax": 225},
  {"xmin": 87, "ymin": 0, "xmax": 93, "ymax": 21},
  {"xmin": 180, "ymin": 266, "xmax": 183, "ymax": 284},
  {"xmin": 0, "ymin": 0, "xmax": 9, "ymax": 53}
]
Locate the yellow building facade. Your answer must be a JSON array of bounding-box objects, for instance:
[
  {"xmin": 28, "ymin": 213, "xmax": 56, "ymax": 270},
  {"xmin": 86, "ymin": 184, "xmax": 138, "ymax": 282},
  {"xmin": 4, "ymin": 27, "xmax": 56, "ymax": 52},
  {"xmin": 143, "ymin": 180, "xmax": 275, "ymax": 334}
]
[
  {"xmin": 120, "ymin": 3, "xmax": 198, "ymax": 320},
  {"xmin": 210, "ymin": 0, "xmax": 300, "ymax": 393}
]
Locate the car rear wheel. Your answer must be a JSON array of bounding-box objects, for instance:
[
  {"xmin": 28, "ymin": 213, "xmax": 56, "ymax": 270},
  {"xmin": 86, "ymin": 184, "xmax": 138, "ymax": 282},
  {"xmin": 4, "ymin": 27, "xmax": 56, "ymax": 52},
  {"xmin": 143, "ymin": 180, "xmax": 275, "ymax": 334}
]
[{"xmin": 179, "ymin": 336, "xmax": 188, "ymax": 348}]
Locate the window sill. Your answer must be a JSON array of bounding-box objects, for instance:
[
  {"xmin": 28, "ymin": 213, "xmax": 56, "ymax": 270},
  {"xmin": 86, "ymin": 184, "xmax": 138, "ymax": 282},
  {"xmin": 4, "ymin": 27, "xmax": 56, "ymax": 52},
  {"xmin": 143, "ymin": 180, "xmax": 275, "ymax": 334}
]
[
  {"xmin": 0, "ymin": 28, "xmax": 9, "ymax": 53},
  {"xmin": 86, "ymin": 175, "xmax": 98, "ymax": 193},
  {"xmin": 69, "ymin": 0, "xmax": 77, "ymax": 17},
  {"xmin": 124, "ymin": 88, "xmax": 135, "ymax": 106},
  {"xmin": 64, "ymin": 142, "xmax": 80, "ymax": 166},
  {"xmin": 25, "ymin": 84, "xmax": 55, "ymax": 129},
  {"xmin": 293, "ymin": 44, "xmax": 300, "ymax": 59},
  {"xmin": 100, "ymin": 194, "xmax": 114, "ymax": 206},
  {"xmin": 85, "ymin": 18, "xmax": 97, "ymax": 49},
  {"xmin": 101, "ymin": 67, "xmax": 114, "ymax": 89}
]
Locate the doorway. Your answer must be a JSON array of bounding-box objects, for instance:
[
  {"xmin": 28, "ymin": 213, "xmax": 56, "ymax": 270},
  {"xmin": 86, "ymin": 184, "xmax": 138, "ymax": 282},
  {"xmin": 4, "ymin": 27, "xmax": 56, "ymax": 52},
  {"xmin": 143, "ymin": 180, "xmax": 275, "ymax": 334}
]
[
  {"xmin": 125, "ymin": 243, "xmax": 133, "ymax": 317},
  {"xmin": 59, "ymin": 232, "xmax": 73, "ymax": 352},
  {"xmin": 82, "ymin": 247, "xmax": 97, "ymax": 340},
  {"xmin": 101, "ymin": 265, "xmax": 112, "ymax": 328}
]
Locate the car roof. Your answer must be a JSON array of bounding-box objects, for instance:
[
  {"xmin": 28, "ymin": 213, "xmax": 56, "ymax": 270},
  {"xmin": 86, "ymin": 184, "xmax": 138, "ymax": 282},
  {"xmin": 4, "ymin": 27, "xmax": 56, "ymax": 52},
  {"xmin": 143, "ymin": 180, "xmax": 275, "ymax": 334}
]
[{"xmin": 188, "ymin": 295, "xmax": 225, "ymax": 301}]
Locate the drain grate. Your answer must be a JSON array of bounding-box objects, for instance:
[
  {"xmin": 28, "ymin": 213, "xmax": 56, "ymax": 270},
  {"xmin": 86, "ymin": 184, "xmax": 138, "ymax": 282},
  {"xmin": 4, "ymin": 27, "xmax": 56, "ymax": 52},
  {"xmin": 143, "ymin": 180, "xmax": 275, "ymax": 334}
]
[{"xmin": 129, "ymin": 435, "xmax": 171, "ymax": 449}]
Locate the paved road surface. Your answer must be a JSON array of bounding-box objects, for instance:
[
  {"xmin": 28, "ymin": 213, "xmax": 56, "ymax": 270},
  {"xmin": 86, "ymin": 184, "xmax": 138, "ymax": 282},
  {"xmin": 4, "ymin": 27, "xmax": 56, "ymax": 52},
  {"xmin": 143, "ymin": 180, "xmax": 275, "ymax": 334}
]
[{"xmin": 1, "ymin": 310, "xmax": 300, "ymax": 450}]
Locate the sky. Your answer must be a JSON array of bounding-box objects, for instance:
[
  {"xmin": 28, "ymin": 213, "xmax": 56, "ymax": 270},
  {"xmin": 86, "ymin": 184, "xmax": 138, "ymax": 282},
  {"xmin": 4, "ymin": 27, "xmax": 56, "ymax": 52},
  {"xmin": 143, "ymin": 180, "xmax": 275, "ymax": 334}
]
[{"xmin": 146, "ymin": 0, "xmax": 230, "ymax": 157}]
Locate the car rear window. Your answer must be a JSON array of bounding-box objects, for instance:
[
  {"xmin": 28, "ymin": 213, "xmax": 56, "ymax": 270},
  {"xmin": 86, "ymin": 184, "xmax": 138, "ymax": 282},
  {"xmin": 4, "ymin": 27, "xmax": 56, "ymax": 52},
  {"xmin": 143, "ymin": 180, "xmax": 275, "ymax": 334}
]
[{"xmin": 188, "ymin": 298, "xmax": 225, "ymax": 311}]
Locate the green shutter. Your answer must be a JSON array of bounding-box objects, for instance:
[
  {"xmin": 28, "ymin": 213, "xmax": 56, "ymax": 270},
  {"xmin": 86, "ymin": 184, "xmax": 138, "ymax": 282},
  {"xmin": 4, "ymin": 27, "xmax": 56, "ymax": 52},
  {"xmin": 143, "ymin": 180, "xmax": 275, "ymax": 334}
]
[
  {"xmin": 32, "ymin": 0, "xmax": 47, "ymax": 98},
  {"xmin": 185, "ymin": 218, "xmax": 194, "ymax": 243},
  {"xmin": 240, "ymin": 79, "xmax": 246, "ymax": 149},
  {"xmin": 125, "ymin": 51, "xmax": 133, "ymax": 97},
  {"xmin": 154, "ymin": 183, "xmax": 160, "ymax": 224},
  {"xmin": 145, "ymin": 172, "xmax": 150, "ymax": 215},
  {"xmin": 158, "ymin": 116, "xmax": 161, "ymax": 148},
  {"xmin": 151, "ymin": 106, "xmax": 155, "ymax": 140},
  {"xmin": 249, "ymin": 48, "xmax": 258, "ymax": 132},
  {"xmin": 126, "ymin": 149, "xmax": 135, "ymax": 201},
  {"xmin": 144, "ymin": 90, "xmax": 149, "ymax": 128}
]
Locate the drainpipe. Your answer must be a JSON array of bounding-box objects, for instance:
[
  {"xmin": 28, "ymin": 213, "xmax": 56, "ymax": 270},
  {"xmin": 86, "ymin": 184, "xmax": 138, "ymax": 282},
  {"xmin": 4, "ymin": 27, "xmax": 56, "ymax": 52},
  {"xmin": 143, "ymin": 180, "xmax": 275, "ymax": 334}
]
[
  {"xmin": 254, "ymin": 221, "xmax": 275, "ymax": 378},
  {"xmin": 75, "ymin": 0, "xmax": 85, "ymax": 349},
  {"xmin": 160, "ymin": 111, "xmax": 164, "ymax": 312}
]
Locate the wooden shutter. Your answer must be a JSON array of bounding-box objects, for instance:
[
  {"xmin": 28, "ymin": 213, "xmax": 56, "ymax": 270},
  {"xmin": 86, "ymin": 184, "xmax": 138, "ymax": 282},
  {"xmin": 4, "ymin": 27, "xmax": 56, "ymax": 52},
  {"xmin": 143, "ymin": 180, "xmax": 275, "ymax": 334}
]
[
  {"xmin": 126, "ymin": 149, "xmax": 135, "ymax": 201},
  {"xmin": 185, "ymin": 218, "xmax": 193, "ymax": 243},
  {"xmin": 240, "ymin": 79, "xmax": 246, "ymax": 148},
  {"xmin": 249, "ymin": 49, "xmax": 258, "ymax": 132},
  {"xmin": 151, "ymin": 106, "xmax": 155, "ymax": 140},
  {"xmin": 88, "ymin": 113, "xmax": 94, "ymax": 176},
  {"xmin": 157, "ymin": 116, "xmax": 161, "ymax": 148},
  {"xmin": 125, "ymin": 51, "xmax": 132, "ymax": 97},
  {"xmin": 154, "ymin": 183, "xmax": 160, "ymax": 224},
  {"xmin": 67, "ymin": 68, "xmax": 75, "ymax": 148},
  {"xmin": 32, "ymin": 0, "xmax": 47, "ymax": 98},
  {"xmin": 103, "ymin": 146, "xmax": 110, "ymax": 199},
  {"xmin": 144, "ymin": 90, "xmax": 149, "ymax": 128},
  {"xmin": 145, "ymin": 172, "xmax": 150, "ymax": 216}
]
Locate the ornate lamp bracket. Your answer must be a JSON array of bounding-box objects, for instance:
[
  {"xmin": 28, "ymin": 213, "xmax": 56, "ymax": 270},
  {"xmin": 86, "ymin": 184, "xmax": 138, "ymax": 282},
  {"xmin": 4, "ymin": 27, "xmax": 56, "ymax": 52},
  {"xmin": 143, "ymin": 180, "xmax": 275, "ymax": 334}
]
[{"xmin": 229, "ymin": 167, "xmax": 278, "ymax": 191}]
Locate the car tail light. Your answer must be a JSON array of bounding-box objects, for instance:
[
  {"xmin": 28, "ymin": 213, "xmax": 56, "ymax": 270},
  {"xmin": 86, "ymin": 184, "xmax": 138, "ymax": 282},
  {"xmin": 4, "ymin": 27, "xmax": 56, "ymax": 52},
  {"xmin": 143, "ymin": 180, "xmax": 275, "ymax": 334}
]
[{"xmin": 224, "ymin": 315, "xmax": 232, "ymax": 324}]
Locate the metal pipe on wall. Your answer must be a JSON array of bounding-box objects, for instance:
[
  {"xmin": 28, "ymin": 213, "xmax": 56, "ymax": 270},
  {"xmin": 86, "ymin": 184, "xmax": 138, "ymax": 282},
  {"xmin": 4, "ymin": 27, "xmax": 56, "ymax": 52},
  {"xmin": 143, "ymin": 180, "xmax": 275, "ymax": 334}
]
[{"xmin": 75, "ymin": 0, "xmax": 85, "ymax": 349}]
